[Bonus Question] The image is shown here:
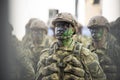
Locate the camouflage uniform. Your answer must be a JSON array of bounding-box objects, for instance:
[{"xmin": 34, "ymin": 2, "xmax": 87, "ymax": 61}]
[
  {"xmin": 36, "ymin": 13, "xmax": 106, "ymax": 80},
  {"xmin": 22, "ymin": 19, "xmax": 51, "ymax": 80},
  {"xmin": 110, "ymin": 17, "xmax": 120, "ymax": 80},
  {"xmin": 22, "ymin": 18, "xmax": 38, "ymax": 49},
  {"xmin": 87, "ymin": 16, "xmax": 119, "ymax": 80},
  {"xmin": 72, "ymin": 34, "xmax": 91, "ymax": 48}
]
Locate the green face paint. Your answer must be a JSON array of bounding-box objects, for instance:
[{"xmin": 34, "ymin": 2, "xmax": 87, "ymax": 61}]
[
  {"xmin": 90, "ymin": 27, "xmax": 104, "ymax": 42},
  {"xmin": 96, "ymin": 28, "xmax": 104, "ymax": 40},
  {"xmin": 62, "ymin": 27, "xmax": 74, "ymax": 46},
  {"xmin": 62, "ymin": 27, "xmax": 74, "ymax": 37}
]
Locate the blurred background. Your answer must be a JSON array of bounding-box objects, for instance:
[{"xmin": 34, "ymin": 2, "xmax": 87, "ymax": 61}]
[{"xmin": 9, "ymin": 0, "xmax": 120, "ymax": 40}]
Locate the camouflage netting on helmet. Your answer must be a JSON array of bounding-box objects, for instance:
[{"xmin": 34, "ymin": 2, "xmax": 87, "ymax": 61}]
[
  {"xmin": 87, "ymin": 16, "xmax": 110, "ymax": 31},
  {"xmin": 52, "ymin": 12, "xmax": 79, "ymax": 34},
  {"xmin": 25, "ymin": 18, "xmax": 38, "ymax": 30},
  {"xmin": 30, "ymin": 19, "xmax": 48, "ymax": 34}
]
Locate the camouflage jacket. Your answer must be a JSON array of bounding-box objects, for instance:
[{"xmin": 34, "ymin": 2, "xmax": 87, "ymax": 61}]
[
  {"xmin": 88, "ymin": 34, "xmax": 120, "ymax": 80},
  {"xmin": 36, "ymin": 40, "xmax": 106, "ymax": 80}
]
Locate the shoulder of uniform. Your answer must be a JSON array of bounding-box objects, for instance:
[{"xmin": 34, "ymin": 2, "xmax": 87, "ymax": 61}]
[
  {"xmin": 50, "ymin": 40, "xmax": 58, "ymax": 48},
  {"xmin": 40, "ymin": 48, "xmax": 49, "ymax": 56},
  {"xmin": 81, "ymin": 47, "xmax": 98, "ymax": 61},
  {"xmin": 73, "ymin": 41, "xmax": 83, "ymax": 51},
  {"xmin": 81, "ymin": 47, "xmax": 91, "ymax": 56},
  {"xmin": 41, "ymin": 48, "xmax": 49, "ymax": 53}
]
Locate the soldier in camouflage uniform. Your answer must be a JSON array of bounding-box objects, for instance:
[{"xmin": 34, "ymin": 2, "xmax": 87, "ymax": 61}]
[
  {"xmin": 22, "ymin": 18, "xmax": 38, "ymax": 49},
  {"xmin": 20, "ymin": 18, "xmax": 39, "ymax": 80},
  {"xmin": 110, "ymin": 17, "xmax": 120, "ymax": 46},
  {"xmin": 36, "ymin": 12, "xmax": 106, "ymax": 80},
  {"xmin": 87, "ymin": 16, "xmax": 120, "ymax": 80},
  {"xmin": 23, "ymin": 19, "xmax": 51, "ymax": 80},
  {"xmin": 6, "ymin": 23, "xmax": 23, "ymax": 80}
]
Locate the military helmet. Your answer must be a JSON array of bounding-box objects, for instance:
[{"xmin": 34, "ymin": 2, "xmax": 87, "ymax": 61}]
[
  {"xmin": 26, "ymin": 18, "xmax": 38, "ymax": 29},
  {"xmin": 88, "ymin": 16, "xmax": 110, "ymax": 31},
  {"xmin": 30, "ymin": 19, "xmax": 48, "ymax": 34},
  {"xmin": 52, "ymin": 12, "xmax": 78, "ymax": 34}
]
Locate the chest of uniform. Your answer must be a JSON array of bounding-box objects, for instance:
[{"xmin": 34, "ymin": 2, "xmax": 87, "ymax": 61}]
[
  {"xmin": 56, "ymin": 50, "xmax": 71, "ymax": 58},
  {"xmin": 43, "ymin": 49, "xmax": 85, "ymax": 79}
]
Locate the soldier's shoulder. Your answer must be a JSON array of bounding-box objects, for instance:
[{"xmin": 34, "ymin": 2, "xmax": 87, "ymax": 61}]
[
  {"xmin": 40, "ymin": 48, "xmax": 49, "ymax": 55},
  {"xmin": 39, "ymin": 48, "xmax": 50, "ymax": 65},
  {"xmin": 81, "ymin": 47, "xmax": 99, "ymax": 64},
  {"xmin": 74, "ymin": 41, "xmax": 98, "ymax": 59}
]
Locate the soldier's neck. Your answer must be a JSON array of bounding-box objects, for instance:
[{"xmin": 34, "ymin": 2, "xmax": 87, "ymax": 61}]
[
  {"xmin": 93, "ymin": 38, "xmax": 106, "ymax": 49},
  {"xmin": 58, "ymin": 38, "xmax": 73, "ymax": 47}
]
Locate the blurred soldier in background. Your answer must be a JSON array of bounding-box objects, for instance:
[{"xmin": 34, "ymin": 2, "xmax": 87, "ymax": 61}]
[
  {"xmin": 87, "ymin": 16, "xmax": 120, "ymax": 80},
  {"xmin": 22, "ymin": 18, "xmax": 38, "ymax": 49},
  {"xmin": 36, "ymin": 12, "xmax": 106, "ymax": 80},
  {"xmin": 109, "ymin": 17, "xmax": 120, "ymax": 79},
  {"xmin": 20, "ymin": 18, "xmax": 39, "ymax": 80},
  {"xmin": 22, "ymin": 19, "xmax": 51, "ymax": 80},
  {"xmin": 110, "ymin": 17, "xmax": 120, "ymax": 46},
  {"xmin": 6, "ymin": 23, "xmax": 23, "ymax": 80}
]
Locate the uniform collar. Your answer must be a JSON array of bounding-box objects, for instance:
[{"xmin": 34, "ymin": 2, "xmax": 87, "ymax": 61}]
[
  {"xmin": 58, "ymin": 39, "xmax": 75, "ymax": 51},
  {"xmin": 90, "ymin": 41, "xmax": 108, "ymax": 51}
]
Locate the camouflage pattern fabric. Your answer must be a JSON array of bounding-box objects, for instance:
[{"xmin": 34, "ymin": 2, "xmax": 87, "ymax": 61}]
[
  {"xmin": 22, "ymin": 35, "xmax": 51, "ymax": 80},
  {"xmin": 72, "ymin": 34, "xmax": 91, "ymax": 48},
  {"xmin": 87, "ymin": 16, "xmax": 120, "ymax": 80},
  {"xmin": 21, "ymin": 19, "xmax": 51, "ymax": 80},
  {"xmin": 36, "ymin": 40, "xmax": 106, "ymax": 80},
  {"xmin": 88, "ymin": 33, "xmax": 120, "ymax": 80}
]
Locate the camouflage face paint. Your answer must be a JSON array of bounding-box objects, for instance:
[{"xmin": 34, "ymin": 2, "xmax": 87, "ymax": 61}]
[
  {"xmin": 96, "ymin": 28, "xmax": 104, "ymax": 40},
  {"xmin": 90, "ymin": 27, "xmax": 104, "ymax": 42},
  {"xmin": 62, "ymin": 27, "xmax": 74, "ymax": 46},
  {"xmin": 55, "ymin": 22, "xmax": 74, "ymax": 39},
  {"xmin": 62, "ymin": 27, "xmax": 74, "ymax": 38},
  {"xmin": 55, "ymin": 22, "xmax": 74, "ymax": 46}
]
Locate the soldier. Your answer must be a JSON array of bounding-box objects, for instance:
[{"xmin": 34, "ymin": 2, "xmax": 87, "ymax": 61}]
[
  {"xmin": 36, "ymin": 12, "xmax": 106, "ymax": 80},
  {"xmin": 22, "ymin": 18, "xmax": 38, "ymax": 49},
  {"xmin": 23, "ymin": 19, "xmax": 51, "ymax": 80},
  {"xmin": 6, "ymin": 23, "xmax": 23, "ymax": 80},
  {"xmin": 110, "ymin": 17, "xmax": 120, "ymax": 46},
  {"xmin": 87, "ymin": 16, "xmax": 120, "ymax": 80}
]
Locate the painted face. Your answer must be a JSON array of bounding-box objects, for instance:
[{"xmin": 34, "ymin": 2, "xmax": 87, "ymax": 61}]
[
  {"xmin": 31, "ymin": 28, "xmax": 45, "ymax": 43},
  {"xmin": 55, "ymin": 22, "xmax": 74, "ymax": 40},
  {"xmin": 89, "ymin": 26, "xmax": 104, "ymax": 42}
]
